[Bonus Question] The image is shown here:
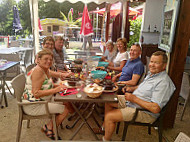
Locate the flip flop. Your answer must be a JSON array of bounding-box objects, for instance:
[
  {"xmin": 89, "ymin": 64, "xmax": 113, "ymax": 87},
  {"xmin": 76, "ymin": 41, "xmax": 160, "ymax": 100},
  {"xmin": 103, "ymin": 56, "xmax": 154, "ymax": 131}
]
[{"xmin": 92, "ymin": 128, "xmax": 105, "ymax": 135}]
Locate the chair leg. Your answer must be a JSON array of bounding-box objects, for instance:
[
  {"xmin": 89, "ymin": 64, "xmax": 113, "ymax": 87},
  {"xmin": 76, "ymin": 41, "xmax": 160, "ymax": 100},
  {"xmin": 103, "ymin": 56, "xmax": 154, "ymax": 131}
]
[
  {"xmin": 122, "ymin": 122, "xmax": 129, "ymax": 141},
  {"xmin": 158, "ymin": 125, "xmax": 163, "ymax": 142},
  {"xmin": 16, "ymin": 117, "xmax": 23, "ymax": 142},
  {"xmin": 180, "ymin": 100, "xmax": 188, "ymax": 121},
  {"xmin": 27, "ymin": 120, "xmax": 30, "ymax": 128},
  {"xmin": 148, "ymin": 126, "xmax": 151, "ymax": 134},
  {"xmin": 116, "ymin": 122, "xmax": 120, "ymax": 134},
  {"xmin": 52, "ymin": 115, "xmax": 58, "ymax": 140}
]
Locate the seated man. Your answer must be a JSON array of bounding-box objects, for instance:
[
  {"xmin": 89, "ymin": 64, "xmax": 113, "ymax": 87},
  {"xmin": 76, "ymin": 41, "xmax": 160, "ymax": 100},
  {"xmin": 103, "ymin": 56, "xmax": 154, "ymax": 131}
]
[
  {"xmin": 102, "ymin": 51, "xmax": 176, "ymax": 141},
  {"xmin": 112, "ymin": 43, "xmax": 144, "ymax": 94},
  {"xmin": 53, "ymin": 36, "xmax": 69, "ymax": 72}
]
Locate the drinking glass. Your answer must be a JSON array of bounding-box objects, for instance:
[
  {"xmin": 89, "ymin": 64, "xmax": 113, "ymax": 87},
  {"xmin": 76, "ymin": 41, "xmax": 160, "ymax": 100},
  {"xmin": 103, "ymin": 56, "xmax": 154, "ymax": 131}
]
[{"xmin": 76, "ymin": 81, "xmax": 84, "ymax": 98}]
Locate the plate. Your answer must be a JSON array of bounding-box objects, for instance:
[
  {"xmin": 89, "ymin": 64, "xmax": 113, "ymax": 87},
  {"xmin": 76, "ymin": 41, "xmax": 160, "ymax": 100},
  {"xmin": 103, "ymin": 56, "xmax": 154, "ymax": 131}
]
[{"xmin": 103, "ymin": 86, "xmax": 118, "ymax": 93}]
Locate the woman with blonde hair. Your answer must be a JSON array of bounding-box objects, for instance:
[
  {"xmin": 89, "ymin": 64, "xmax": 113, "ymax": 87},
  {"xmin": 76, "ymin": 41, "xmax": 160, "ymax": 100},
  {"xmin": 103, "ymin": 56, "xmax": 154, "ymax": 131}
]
[
  {"xmin": 107, "ymin": 38, "xmax": 129, "ymax": 72},
  {"xmin": 23, "ymin": 49, "xmax": 69, "ymax": 140}
]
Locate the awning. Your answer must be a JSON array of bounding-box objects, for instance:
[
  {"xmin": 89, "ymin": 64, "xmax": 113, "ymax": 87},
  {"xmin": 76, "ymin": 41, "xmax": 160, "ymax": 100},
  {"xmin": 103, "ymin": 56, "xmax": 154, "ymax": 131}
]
[{"xmin": 93, "ymin": 2, "xmax": 139, "ymax": 18}]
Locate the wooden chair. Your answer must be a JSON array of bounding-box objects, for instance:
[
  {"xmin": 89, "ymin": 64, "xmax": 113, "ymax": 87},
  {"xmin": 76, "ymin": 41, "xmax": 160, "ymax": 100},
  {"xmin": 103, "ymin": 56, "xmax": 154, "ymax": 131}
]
[
  {"xmin": 179, "ymin": 72, "xmax": 190, "ymax": 121},
  {"xmin": 11, "ymin": 73, "xmax": 58, "ymax": 142},
  {"xmin": 116, "ymin": 93, "xmax": 175, "ymax": 142}
]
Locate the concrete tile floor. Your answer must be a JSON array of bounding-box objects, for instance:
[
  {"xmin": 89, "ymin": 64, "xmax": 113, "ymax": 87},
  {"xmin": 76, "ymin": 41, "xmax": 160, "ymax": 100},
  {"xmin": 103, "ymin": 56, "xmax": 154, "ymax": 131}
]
[{"xmin": 0, "ymin": 85, "xmax": 190, "ymax": 142}]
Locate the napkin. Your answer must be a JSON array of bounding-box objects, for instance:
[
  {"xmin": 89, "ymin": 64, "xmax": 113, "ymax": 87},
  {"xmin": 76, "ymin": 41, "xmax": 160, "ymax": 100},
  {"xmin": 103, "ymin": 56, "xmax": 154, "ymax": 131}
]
[{"xmin": 60, "ymin": 88, "xmax": 78, "ymax": 96}]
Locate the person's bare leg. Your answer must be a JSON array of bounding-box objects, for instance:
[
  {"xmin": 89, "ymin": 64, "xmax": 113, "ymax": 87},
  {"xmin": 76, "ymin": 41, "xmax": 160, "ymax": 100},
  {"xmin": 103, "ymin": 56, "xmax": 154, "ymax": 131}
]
[
  {"xmin": 102, "ymin": 103, "xmax": 118, "ymax": 128},
  {"xmin": 104, "ymin": 109, "xmax": 123, "ymax": 141},
  {"xmin": 56, "ymin": 107, "xmax": 69, "ymax": 126}
]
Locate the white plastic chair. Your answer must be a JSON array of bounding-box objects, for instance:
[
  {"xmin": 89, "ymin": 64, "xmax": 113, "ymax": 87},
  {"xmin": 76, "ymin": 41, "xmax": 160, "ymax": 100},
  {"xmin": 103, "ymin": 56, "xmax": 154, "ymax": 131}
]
[
  {"xmin": 174, "ymin": 132, "xmax": 190, "ymax": 142},
  {"xmin": 11, "ymin": 73, "xmax": 58, "ymax": 142},
  {"xmin": 179, "ymin": 72, "xmax": 190, "ymax": 121}
]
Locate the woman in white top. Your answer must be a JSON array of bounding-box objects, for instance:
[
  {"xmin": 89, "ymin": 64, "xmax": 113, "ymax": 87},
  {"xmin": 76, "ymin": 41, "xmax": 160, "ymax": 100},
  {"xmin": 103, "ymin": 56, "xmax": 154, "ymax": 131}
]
[{"xmin": 107, "ymin": 38, "xmax": 128, "ymax": 72}]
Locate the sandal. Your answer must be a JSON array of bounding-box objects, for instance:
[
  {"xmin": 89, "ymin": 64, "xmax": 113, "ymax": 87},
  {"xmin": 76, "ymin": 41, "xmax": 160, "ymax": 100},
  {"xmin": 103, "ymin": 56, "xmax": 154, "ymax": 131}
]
[
  {"xmin": 41, "ymin": 124, "xmax": 55, "ymax": 140},
  {"xmin": 92, "ymin": 128, "xmax": 105, "ymax": 135}
]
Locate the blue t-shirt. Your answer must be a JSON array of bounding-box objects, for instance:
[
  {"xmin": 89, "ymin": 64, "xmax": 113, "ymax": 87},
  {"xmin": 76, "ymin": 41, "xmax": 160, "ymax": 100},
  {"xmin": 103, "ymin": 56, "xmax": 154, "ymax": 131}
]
[{"xmin": 119, "ymin": 57, "xmax": 144, "ymax": 81}]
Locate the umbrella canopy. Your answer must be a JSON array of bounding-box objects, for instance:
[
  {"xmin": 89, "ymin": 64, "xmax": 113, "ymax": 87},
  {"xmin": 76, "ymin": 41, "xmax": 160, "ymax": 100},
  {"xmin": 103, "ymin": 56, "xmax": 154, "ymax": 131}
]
[
  {"xmin": 80, "ymin": 5, "xmax": 93, "ymax": 36},
  {"xmin": 38, "ymin": 19, "xmax": 43, "ymax": 32},
  {"xmin": 13, "ymin": 5, "xmax": 22, "ymax": 32},
  {"xmin": 93, "ymin": 2, "xmax": 139, "ymax": 18}
]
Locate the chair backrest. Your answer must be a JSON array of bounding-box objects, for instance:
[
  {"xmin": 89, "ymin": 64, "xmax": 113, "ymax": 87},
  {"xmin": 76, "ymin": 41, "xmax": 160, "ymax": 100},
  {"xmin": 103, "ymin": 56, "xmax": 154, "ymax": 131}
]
[
  {"xmin": 174, "ymin": 132, "xmax": 190, "ymax": 142},
  {"xmin": 153, "ymin": 92, "xmax": 175, "ymax": 125},
  {"xmin": 26, "ymin": 64, "xmax": 35, "ymax": 73},
  {"xmin": 11, "ymin": 73, "xmax": 26, "ymax": 102},
  {"xmin": 179, "ymin": 72, "xmax": 190, "ymax": 100},
  {"xmin": 145, "ymin": 56, "xmax": 150, "ymax": 75},
  {"xmin": 10, "ymin": 41, "xmax": 20, "ymax": 47},
  {"xmin": 137, "ymin": 65, "xmax": 146, "ymax": 85},
  {"xmin": 24, "ymin": 50, "xmax": 33, "ymax": 67}
]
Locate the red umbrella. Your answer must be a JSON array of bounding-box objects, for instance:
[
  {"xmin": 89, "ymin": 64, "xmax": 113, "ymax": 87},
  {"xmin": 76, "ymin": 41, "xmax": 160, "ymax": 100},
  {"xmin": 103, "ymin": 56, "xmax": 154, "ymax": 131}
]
[
  {"xmin": 38, "ymin": 19, "xmax": 43, "ymax": 32},
  {"xmin": 80, "ymin": 5, "xmax": 93, "ymax": 36},
  {"xmin": 93, "ymin": 2, "xmax": 139, "ymax": 18}
]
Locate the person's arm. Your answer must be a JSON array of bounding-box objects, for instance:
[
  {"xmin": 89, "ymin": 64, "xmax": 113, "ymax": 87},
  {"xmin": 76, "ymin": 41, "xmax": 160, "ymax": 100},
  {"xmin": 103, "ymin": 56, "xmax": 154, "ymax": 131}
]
[
  {"xmin": 31, "ymin": 69, "xmax": 66, "ymax": 98},
  {"xmin": 124, "ymin": 92, "xmax": 161, "ymax": 113},
  {"xmin": 112, "ymin": 72, "xmax": 122, "ymax": 82},
  {"xmin": 107, "ymin": 60, "xmax": 126, "ymax": 71},
  {"xmin": 119, "ymin": 74, "xmax": 141, "ymax": 86},
  {"xmin": 49, "ymin": 70, "xmax": 72, "ymax": 80}
]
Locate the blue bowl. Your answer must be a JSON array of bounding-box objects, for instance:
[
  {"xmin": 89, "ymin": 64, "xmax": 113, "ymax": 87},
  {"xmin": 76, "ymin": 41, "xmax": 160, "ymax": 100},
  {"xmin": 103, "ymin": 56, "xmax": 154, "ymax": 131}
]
[
  {"xmin": 98, "ymin": 62, "xmax": 109, "ymax": 68},
  {"xmin": 92, "ymin": 56, "xmax": 102, "ymax": 61},
  {"xmin": 91, "ymin": 70, "xmax": 107, "ymax": 79}
]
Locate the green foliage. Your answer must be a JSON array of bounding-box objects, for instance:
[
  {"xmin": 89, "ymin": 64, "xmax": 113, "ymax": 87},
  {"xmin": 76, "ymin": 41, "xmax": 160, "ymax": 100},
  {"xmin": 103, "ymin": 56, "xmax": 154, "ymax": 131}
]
[
  {"xmin": 127, "ymin": 18, "xmax": 142, "ymax": 48},
  {"xmin": 60, "ymin": 10, "xmax": 81, "ymax": 27}
]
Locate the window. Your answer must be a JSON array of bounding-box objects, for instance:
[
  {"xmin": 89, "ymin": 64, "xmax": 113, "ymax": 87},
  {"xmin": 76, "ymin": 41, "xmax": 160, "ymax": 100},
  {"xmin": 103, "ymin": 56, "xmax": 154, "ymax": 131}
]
[
  {"xmin": 47, "ymin": 26, "xmax": 51, "ymax": 33},
  {"xmin": 53, "ymin": 25, "xmax": 59, "ymax": 31}
]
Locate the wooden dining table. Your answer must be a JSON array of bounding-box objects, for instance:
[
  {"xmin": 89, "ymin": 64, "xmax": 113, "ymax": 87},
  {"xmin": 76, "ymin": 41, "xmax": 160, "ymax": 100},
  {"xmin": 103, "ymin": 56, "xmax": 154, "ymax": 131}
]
[{"xmin": 54, "ymin": 90, "xmax": 118, "ymax": 140}]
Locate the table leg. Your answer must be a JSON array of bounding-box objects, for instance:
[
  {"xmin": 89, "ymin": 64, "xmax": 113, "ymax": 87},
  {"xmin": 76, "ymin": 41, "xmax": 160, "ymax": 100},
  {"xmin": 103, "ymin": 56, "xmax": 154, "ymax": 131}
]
[
  {"xmin": 70, "ymin": 102, "xmax": 99, "ymax": 140},
  {"xmin": 0, "ymin": 72, "xmax": 8, "ymax": 108},
  {"xmin": 5, "ymin": 82, "xmax": 14, "ymax": 97}
]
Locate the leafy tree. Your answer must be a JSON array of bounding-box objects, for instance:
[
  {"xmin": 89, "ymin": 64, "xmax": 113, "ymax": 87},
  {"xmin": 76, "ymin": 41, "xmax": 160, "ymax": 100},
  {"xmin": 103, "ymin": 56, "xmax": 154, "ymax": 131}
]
[
  {"xmin": 0, "ymin": 0, "xmax": 15, "ymax": 35},
  {"xmin": 127, "ymin": 18, "xmax": 142, "ymax": 48}
]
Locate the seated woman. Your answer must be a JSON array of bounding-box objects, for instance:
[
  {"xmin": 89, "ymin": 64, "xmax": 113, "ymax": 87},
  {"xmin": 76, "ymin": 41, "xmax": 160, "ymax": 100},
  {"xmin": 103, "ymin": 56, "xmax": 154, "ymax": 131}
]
[
  {"xmin": 35, "ymin": 36, "xmax": 71, "ymax": 81},
  {"xmin": 107, "ymin": 38, "xmax": 129, "ymax": 72},
  {"xmin": 22, "ymin": 49, "xmax": 69, "ymax": 140},
  {"xmin": 102, "ymin": 41, "xmax": 117, "ymax": 62}
]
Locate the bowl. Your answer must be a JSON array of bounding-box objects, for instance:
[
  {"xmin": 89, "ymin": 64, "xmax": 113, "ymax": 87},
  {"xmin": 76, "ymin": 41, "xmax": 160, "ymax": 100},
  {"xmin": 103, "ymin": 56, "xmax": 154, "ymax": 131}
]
[
  {"xmin": 70, "ymin": 67, "xmax": 82, "ymax": 73},
  {"xmin": 91, "ymin": 70, "xmax": 107, "ymax": 79},
  {"xmin": 98, "ymin": 62, "xmax": 109, "ymax": 68},
  {"xmin": 92, "ymin": 56, "xmax": 102, "ymax": 61},
  {"xmin": 68, "ymin": 80, "xmax": 77, "ymax": 86},
  {"xmin": 84, "ymin": 85, "xmax": 103, "ymax": 98}
]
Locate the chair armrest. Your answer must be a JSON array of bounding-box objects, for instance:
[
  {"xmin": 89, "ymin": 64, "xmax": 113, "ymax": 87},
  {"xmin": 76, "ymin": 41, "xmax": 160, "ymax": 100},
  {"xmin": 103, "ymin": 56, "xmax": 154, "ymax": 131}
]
[
  {"xmin": 18, "ymin": 101, "xmax": 50, "ymax": 115},
  {"xmin": 130, "ymin": 108, "xmax": 150, "ymax": 123}
]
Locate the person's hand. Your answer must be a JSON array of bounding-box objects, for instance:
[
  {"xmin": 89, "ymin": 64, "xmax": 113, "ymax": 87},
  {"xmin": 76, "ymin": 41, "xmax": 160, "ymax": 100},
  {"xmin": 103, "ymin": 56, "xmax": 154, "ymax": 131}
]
[
  {"xmin": 124, "ymin": 92, "xmax": 134, "ymax": 102},
  {"xmin": 118, "ymin": 81, "xmax": 126, "ymax": 84},
  {"xmin": 56, "ymin": 84, "xmax": 67, "ymax": 93},
  {"xmin": 112, "ymin": 75, "xmax": 117, "ymax": 82},
  {"xmin": 122, "ymin": 86, "xmax": 133, "ymax": 93},
  {"xmin": 60, "ymin": 72, "xmax": 73, "ymax": 80}
]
